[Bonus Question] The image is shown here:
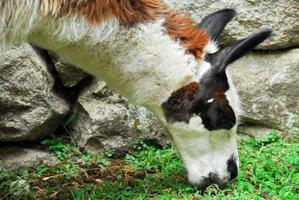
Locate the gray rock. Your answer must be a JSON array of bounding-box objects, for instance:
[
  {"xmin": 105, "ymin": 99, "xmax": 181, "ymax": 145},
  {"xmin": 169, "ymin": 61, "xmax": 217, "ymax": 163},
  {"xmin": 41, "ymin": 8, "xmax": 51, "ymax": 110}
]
[
  {"xmin": 0, "ymin": 147, "xmax": 58, "ymax": 170},
  {"xmin": 69, "ymin": 80, "xmax": 170, "ymax": 155},
  {"xmin": 9, "ymin": 179, "xmax": 30, "ymax": 197},
  {"xmin": 50, "ymin": 53, "xmax": 88, "ymax": 88},
  {"xmin": 237, "ymin": 126, "xmax": 281, "ymax": 138},
  {"xmin": 167, "ymin": 0, "xmax": 299, "ymax": 50},
  {"xmin": 229, "ymin": 49, "xmax": 299, "ymax": 136},
  {"xmin": 0, "ymin": 44, "xmax": 70, "ymax": 142}
]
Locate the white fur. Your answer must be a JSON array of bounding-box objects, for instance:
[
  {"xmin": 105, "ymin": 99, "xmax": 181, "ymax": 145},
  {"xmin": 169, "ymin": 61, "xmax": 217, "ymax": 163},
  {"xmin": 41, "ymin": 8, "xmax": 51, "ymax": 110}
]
[
  {"xmin": 196, "ymin": 60, "xmax": 211, "ymax": 80},
  {"xmin": 207, "ymin": 98, "xmax": 214, "ymax": 103},
  {"xmin": 162, "ymin": 39, "xmax": 241, "ymax": 185},
  {"xmin": 226, "ymin": 71, "xmax": 243, "ymax": 121},
  {"xmin": 194, "ymin": 40, "xmax": 218, "ymax": 80},
  {"xmin": 167, "ymin": 120, "xmax": 238, "ymax": 185},
  {"xmin": 0, "ymin": 0, "xmax": 40, "ymax": 50},
  {"xmin": 164, "ymin": 109, "xmax": 239, "ymax": 186},
  {"xmin": 204, "ymin": 40, "xmax": 218, "ymax": 54},
  {"xmin": 0, "ymin": 3, "xmax": 241, "ymax": 187},
  {"xmin": 28, "ymin": 18, "xmax": 199, "ymax": 112}
]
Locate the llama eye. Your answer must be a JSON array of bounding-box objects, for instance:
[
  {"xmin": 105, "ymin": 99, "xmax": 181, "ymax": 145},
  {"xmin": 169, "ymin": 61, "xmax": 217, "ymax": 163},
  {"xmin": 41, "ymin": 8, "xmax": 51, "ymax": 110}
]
[
  {"xmin": 204, "ymin": 53, "xmax": 212, "ymax": 62},
  {"xmin": 204, "ymin": 52, "xmax": 217, "ymax": 62}
]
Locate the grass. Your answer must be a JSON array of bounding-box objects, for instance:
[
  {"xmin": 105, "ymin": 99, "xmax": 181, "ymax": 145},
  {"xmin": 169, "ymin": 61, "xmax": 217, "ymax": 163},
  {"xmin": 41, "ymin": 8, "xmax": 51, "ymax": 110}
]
[{"xmin": 0, "ymin": 132, "xmax": 298, "ymax": 200}]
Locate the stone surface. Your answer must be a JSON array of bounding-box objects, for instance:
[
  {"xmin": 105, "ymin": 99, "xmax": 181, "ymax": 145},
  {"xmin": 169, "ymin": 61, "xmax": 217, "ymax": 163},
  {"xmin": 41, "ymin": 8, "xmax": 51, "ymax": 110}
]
[
  {"xmin": 229, "ymin": 49, "xmax": 299, "ymax": 136},
  {"xmin": 167, "ymin": 0, "xmax": 299, "ymax": 50},
  {"xmin": 0, "ymin": 44, "xmax": 70, "ymax": 142},
  {"xmin": 69, "ymin": 80, "xmax": 170, "ymax": 155},
  {"xmin": 50, "ymin": 54, "xmax": 88, "ymax": 88},
  {"xmin": 0, "ymin": 147, "xmax": 58, "ymax": 170},
  {"xmin": 237, "ymin": 126, "xmax": 281, "ymax": 138}
]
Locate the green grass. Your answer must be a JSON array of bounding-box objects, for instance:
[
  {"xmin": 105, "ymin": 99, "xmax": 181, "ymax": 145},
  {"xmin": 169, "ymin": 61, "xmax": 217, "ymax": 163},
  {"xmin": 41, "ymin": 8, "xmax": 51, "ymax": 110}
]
[{"xmin": 0, "ymin": 133, "xmax": 298, "ymax": 200}]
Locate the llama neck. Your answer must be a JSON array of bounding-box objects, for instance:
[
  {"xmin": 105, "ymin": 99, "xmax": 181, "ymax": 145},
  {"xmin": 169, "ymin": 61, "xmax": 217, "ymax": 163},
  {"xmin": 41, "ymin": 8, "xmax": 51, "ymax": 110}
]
[{"xmin": 28, "ymin": 17, "xmax": 201, "ymax": 115}]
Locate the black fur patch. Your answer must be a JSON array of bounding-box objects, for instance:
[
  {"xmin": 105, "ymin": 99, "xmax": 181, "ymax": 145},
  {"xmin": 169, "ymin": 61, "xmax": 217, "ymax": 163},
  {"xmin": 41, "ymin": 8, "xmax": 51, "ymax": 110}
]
[
  {"xmin": 162, "ymin": 16, "xmax": 273, "ymax": 131},
  {"xmin": 227, "ymin": 155, "xmax": 238, "ymax": 180},
  {"xmin": 176, "ymin": 9, "xmax": 272, "ymax": 131},
  {"xmin": 161, "ymin": 72, "xmax": 236, "ymax": 131}
]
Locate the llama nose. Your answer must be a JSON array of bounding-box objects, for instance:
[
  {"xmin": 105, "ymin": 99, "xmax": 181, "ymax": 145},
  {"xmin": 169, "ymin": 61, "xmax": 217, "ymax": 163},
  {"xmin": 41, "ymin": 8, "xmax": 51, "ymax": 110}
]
[{"xmin": 196, "ymin": 173, "xmax": 230, "ymax": 190}]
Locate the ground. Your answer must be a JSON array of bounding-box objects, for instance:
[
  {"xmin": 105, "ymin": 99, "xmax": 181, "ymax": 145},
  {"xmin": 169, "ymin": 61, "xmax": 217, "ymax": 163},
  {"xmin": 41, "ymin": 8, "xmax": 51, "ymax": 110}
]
[{"xmin": 0, "ymin": 132, "xmax": 298, "ymax": 200}]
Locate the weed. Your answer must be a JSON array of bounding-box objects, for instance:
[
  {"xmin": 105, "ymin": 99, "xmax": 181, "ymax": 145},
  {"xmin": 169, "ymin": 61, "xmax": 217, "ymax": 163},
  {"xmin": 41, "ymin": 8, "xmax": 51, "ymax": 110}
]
[{"xmin": 0, "ymin": 133, "xmax": 298, "ymax": 200}]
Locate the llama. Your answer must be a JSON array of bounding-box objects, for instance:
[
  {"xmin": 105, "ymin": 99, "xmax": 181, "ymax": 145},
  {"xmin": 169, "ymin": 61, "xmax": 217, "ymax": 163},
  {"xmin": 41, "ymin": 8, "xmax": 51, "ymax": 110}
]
[{"xmin": 0, "ymin": 0, "xmax": 271, "ymax": 189}]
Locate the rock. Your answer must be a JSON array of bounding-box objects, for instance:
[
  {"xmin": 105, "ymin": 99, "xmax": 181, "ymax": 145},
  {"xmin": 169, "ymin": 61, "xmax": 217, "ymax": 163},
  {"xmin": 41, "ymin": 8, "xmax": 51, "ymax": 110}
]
[
  {"xmin": 0, "ymin": 44, "xmax": 70, "ymax": 142},
  {"xmin": 0, "ymin": 147, "xmax": 58, "ymax": 170},
  {"xmin": 237, "ymin": 126, "xmax": 281, "ymax": 138},
  {"xmin": 50, "ymin": 54, "xmax": 88, "ymax": 88},
  {"xmin": 228, "ymin": 49, "xmax": 299, "ymax": 136},
  {"xmin": 167, "ymin": 0, "xmax": 299, "ymax": 50},
  {"xmin": 9, "ymin": 179, "xmax": 30, "ymax": 197},
  {"xmin": 69, "ymin": 80, "xmax": 170, "ymax": 155}
]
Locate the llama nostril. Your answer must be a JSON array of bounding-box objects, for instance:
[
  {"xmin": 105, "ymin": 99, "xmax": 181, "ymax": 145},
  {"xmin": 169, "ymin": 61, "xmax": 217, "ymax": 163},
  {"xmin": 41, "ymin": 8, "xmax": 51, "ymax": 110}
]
[
  {"xmin": 227, "ymin": 155, "xmax": 238, "ymax": 180},
  {"xmin": 196, "ymin": 177, "xmax": 211, "ymax": 190},
  {"xmin": 209, "ymin": 172, "xmax": 219, "ymax": 182},
  {"xmin": 209, "ymin": 173, "xmax": 227, "ymax": 188}
]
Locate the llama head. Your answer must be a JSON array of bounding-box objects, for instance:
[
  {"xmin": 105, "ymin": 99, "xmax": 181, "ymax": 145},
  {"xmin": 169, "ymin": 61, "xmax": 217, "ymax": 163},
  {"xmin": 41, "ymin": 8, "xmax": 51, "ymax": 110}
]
[{"xmin": 161, "ymin": 9, "xmax": 272, "ymax": 189}]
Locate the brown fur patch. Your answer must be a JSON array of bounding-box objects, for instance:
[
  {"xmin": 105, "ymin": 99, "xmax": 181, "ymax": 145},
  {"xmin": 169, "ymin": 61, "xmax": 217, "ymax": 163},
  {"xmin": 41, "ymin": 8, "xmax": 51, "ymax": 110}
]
[
  {"xmin": 162, "ymin": 82, "xmax": 200, "ymax": 122},
  {"xmin": 162, "ymin": 81, "xmax": 236, "ymax": 130},
  {"xmin": 41, "ymin": 0, "xmax": 208, "ymax": 59},
  {"xmin": 165, "ymin": 13, "xmax": 209, "ymax": 59},
  {"xmin": 171, "ymin": 81, "xmax": 200, "ymax": 98},
  {"xmin": 213, "ymin": 91, "xmax": 226, "ymax": 100},
  {"xmin": 161, "ymin": 81, "xmax": 200, "ymax": 122},
  {"xmin": 41, "ymin": 0, "xmax": 168, "ymax": 26}
]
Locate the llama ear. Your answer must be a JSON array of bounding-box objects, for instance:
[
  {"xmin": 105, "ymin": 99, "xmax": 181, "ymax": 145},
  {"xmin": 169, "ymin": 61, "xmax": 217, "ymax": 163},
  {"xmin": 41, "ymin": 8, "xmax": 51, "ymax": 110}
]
[
  {"xmin": 207, "ymin": 28, "xmax": 272, "ymax": 74},
  {"xmin": 197, "ymin": 9, "xmax": 236, "ymax": 40}
]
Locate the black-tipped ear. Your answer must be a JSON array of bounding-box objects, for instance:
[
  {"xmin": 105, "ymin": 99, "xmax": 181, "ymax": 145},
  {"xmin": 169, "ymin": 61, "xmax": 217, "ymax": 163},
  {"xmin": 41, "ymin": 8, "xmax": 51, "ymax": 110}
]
[
  {"xmin": 197, "ymin": 9, "xmax": 236, "ymax": 40},
  {"xmin": 208, "ymin": 28, "xmax": 272, "ymax": 73}
]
